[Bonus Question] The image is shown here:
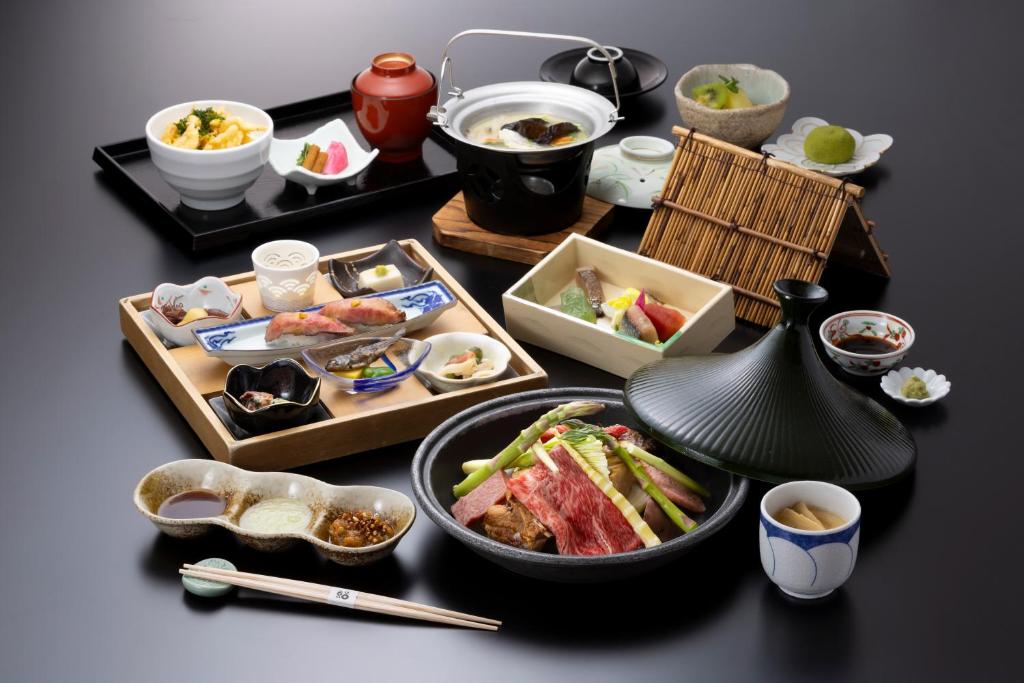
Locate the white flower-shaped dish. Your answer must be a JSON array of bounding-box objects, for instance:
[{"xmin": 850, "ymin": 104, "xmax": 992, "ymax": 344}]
[
  {"xmin": 269, "ymin": 119, "xmax": 378, "ymax": 195},
  {"xmin": 145, "ymin": 276, "xmax": 243, "ymax": 347},
  {"xmin": 762, "ymin": 117, "xmax": 893, "ymax": 177},
  {"xmin": 880, "ymin": 367, "xmax": 950, "ymax": 407}
]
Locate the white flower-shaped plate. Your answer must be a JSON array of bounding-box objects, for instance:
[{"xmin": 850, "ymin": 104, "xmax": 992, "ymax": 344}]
[
  {"xmin": 880, "ymin": 367, "xmax": 950, "ymax": 407},
  {"xmin": 762, "ymin": 116, "xmax": 893, "ymax": 177},
  {"xmin": 269, "ymin": 118, "xmax": 378, "ymax": 195}
]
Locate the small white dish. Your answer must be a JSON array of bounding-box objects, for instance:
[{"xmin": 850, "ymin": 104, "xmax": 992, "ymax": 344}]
[
  {"xmin": 269, "ymin": 119, "xmax": 378, "ymax": 195},
  {"xmin": 762, "ymin": 116, "xmax": 893, "ymax": 177},
  {"xmin": 416, "ymin": 332, "xmax": 511, "ymax": 393},
  {"xmin": 252, "ymin": 240, "xmax": 320, "ymax": 312},
  {"xmin": 145, "ymin": 100, "xmax": 273, "ymax": 211},
  {"xmin": 760, "ymin": 480, "xmax": 861, "ymax": 600},
  {"xmin": 880, "ymin": 367, "xmax": 950, "ymax": 407},
  {"xmin": 147, "ymin": 276, "xmax": 243, "ymax": 347},
  {"xmin": 587, "ymin": 136, "xmax": 675, "ymax": 209}
]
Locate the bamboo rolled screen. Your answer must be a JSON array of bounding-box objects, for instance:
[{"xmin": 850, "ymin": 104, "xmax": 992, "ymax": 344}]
[{"xmin": 640, "ymin": 126, "xmax": 890, "ymax": 327}]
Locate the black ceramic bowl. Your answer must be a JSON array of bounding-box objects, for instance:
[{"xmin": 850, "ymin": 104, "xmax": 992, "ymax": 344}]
[
  {"xmin": 328, "ymin": 239, "xmax": 433, "ymax": 297},
  {"xmin": 411, "ymin": 387, "xmax": 748, "ymax": 582},
  {"xmin": 223, "ymin": 358, "xmax": 321, "ymax": 434}
]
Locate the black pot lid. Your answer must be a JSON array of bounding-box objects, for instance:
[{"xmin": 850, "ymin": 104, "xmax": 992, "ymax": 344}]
[
  {"xmin": 540, "ymin": 47, "xmax": 668, "ymax": 100},
  {"xmin": 624, "ymin": 280, "xmax": 917, "ymax": 489}
]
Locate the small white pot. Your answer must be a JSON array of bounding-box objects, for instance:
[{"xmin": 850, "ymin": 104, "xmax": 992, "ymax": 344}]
[
  {"xmin": 251, "ymin": 240, "xmax": 320, "ymax": 312},
  {"xmin": 759, "ymin": 480, "xmax": 862, "ymax": 600}
]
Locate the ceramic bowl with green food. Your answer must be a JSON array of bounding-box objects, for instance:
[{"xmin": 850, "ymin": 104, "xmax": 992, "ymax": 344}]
[{"xmin": 675, "ymin": 64, "xmax": 789, "ymax": 149}]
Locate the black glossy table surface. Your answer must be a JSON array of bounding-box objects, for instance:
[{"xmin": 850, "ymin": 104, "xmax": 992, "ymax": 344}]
[{"xmin": 1, "ymin": 1, "xmax": 1019, "ymax": 680}]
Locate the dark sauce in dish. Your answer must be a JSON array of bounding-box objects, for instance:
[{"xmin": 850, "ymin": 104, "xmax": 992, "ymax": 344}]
[
  {"xmin": 835, "ymin": 334, "xmax": 900, "ymax": 355},
  {"xmin": 157, "ymin": 489, "xmax": 227, "ymax": 519}
]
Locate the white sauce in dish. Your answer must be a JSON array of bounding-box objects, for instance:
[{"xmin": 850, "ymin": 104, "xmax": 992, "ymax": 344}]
[{"xmin": 239, "ymin": 497, "xmax": 313, "ymax": 534}]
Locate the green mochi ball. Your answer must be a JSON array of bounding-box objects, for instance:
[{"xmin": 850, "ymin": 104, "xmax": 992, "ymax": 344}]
[{"xmin": 804, "ymin": 125, "xmax": 855, "ymax": 164}]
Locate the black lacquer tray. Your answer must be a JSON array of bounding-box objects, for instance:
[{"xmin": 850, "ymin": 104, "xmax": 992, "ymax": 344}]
[{"xmin": 93, "ymin": 91, "xmax": 459, "ymax": 251}]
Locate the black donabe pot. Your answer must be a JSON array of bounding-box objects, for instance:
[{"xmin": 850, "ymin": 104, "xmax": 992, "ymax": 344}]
[{"xmin": 428, "ymin": 30, "xmax": 622, "ymax": 236}]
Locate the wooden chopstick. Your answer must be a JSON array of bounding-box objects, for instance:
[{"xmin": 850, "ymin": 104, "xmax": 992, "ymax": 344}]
[
  {"xmin": 183, "ymin": 563, "xmax": 500, "ymax": 626},
  {"xmin": 179, "ymin": 565, "xmax": 499, "ymax": 631}
]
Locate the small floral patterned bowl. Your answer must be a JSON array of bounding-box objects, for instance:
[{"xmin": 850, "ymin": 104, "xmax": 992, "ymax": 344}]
[
  {"xmin": 818, "ymin": 310, "xmax": 914, "ymax": 377},
  {"xmin": 880, "ymin": 367, "xmax": 950, "ymax": 407},
  {"xmin": 148, "ymin": 276, "xmax": 243, "ymax": 347}
]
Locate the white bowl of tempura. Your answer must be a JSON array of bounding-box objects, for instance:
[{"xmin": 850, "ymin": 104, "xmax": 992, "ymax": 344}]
[{"xmin": 145, "ymin": 100, "xmax": 273, "ymax": 211}]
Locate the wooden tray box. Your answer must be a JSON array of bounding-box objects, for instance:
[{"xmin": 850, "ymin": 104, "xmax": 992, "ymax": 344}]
[
  {"xmin": 502, "ymin": 234, "xmax": 734, "ymax": 379},
  {"xmin": 120, "ymin": 240, "xmax": 547, "ymax": 470}
]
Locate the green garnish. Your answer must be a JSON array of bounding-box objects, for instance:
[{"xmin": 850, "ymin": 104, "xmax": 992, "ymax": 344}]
[
  {"xmin": 470, "ymin": 346, "xmax": 483, "ymax": 362},
  {"xmin": 296, "ymin": 142, "xmax": 311, "ymax": 165},
  {"xmin": 719, "ymin": 75, "xmax": 740, "ymax": 93},
  {"xmin": 174, "ymin": 107, "xmax": 224, "ymax": 136},
  {"xmin": 361, "ymin": 366, "xmax": 395, "ymax": 379}
]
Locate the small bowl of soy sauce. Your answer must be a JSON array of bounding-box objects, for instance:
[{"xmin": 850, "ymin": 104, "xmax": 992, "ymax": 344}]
[{"xmin": 819, "ymin": 310, "xmax": 915, "ymax": 377}]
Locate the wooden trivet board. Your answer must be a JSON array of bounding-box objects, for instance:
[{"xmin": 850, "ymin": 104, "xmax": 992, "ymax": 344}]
[
  {"xmin": 640, "ymin": 126, "xmax": 890, "ymax": 327},
  {"xmin": 433, "ymin": 192, "xmax": 615, "ymax": 264}
]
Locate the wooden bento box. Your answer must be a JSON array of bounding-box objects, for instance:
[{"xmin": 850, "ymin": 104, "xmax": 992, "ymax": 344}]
[
  {"xmin": 119, "ymin": 239, "xmax": 547, "ymax": 470},
  {"xmin": 502, "ymin": 234, "xmax": 735, "ymax": 378}
]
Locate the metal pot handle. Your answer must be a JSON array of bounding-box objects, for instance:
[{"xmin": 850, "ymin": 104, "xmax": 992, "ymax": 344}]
[{"xmin": 427, "ymin": 29, "xmax": 623, "ymax": 127}]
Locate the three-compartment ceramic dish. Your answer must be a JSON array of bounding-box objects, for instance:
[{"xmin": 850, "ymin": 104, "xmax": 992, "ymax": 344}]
[
  {"xmin": 762, "ymin": 117, "xmax": 893, "ymax": 176},
  {"xmin": 502, "ymin": 234, "xmax": 734, "ymax": 378},
  {"xmin": 134, "ymin": 459, "xmax": 414, "ymax": 565}
]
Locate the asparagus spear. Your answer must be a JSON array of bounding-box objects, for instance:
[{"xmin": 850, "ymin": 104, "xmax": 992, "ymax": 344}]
[
  {"xmin": 612, "ymin": 442, "xmax": 697, "ymax": 533},
  {"xmin": 452, "ymin": 401, "xmax": 604, "ymax": 498},
  {"xmin": 618, "ymin": 442, "xmax": 710, "ymax": 498},
  {"xmin": 562, "ymin": 419, "xmax": 709, "ymax": 497}
]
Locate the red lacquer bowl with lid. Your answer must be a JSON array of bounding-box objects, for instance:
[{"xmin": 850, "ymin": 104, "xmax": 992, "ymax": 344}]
[{"xmin": 352, "ymin": 53, "xmax": 438, "ymax": 163}]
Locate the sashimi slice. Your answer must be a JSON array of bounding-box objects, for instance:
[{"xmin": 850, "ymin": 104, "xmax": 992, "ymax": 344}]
[
  {"xmin": 619, "ymin": 305, "xmax": 658, "ymax": 344},
  {"xmin": 320, "ymin": 297, "xmax": 406, "ymax": 325},
  {"xmin": 264, "ymin": 312, "xmax": 353, "ymax": 342},
  {"xmin": 324, "ymin": 141, "xmax": 349, "ymax": 175},
  {"xmin": 636, "ymin": 290, "xmax": 686, "ymax": 342}
]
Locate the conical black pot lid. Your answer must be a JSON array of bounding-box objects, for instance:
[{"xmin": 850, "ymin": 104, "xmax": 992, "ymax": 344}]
[{"xmin": 624, "ymin": 280, "xmax": 916, "ymax": 489}]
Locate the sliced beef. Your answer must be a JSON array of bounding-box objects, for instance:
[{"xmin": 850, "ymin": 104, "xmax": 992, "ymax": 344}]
[
  {"xmin": 639, "ymin": 461, "xmax": 706, "ymax": 514},
  {"xmin": 506, "ymin": 445, "xmax": 642, "ymax": 556},
  {"xmin": 483, "ymin": 498, "xmax": 552, "ymax": 551},
  {"xmin": 451, "ymin": 470, "xmax": 507, "ymax": 527}
]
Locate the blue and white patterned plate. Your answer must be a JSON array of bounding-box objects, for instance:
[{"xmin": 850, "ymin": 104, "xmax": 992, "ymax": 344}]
[{"xmin": 194, "ymin": 281, "xmax": 456, "ymax": 366}]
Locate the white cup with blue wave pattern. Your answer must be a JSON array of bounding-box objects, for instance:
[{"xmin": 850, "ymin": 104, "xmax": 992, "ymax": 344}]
[{"xmin": 759, "ymin": 480, "xmax": 861, "ymax": 599}]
